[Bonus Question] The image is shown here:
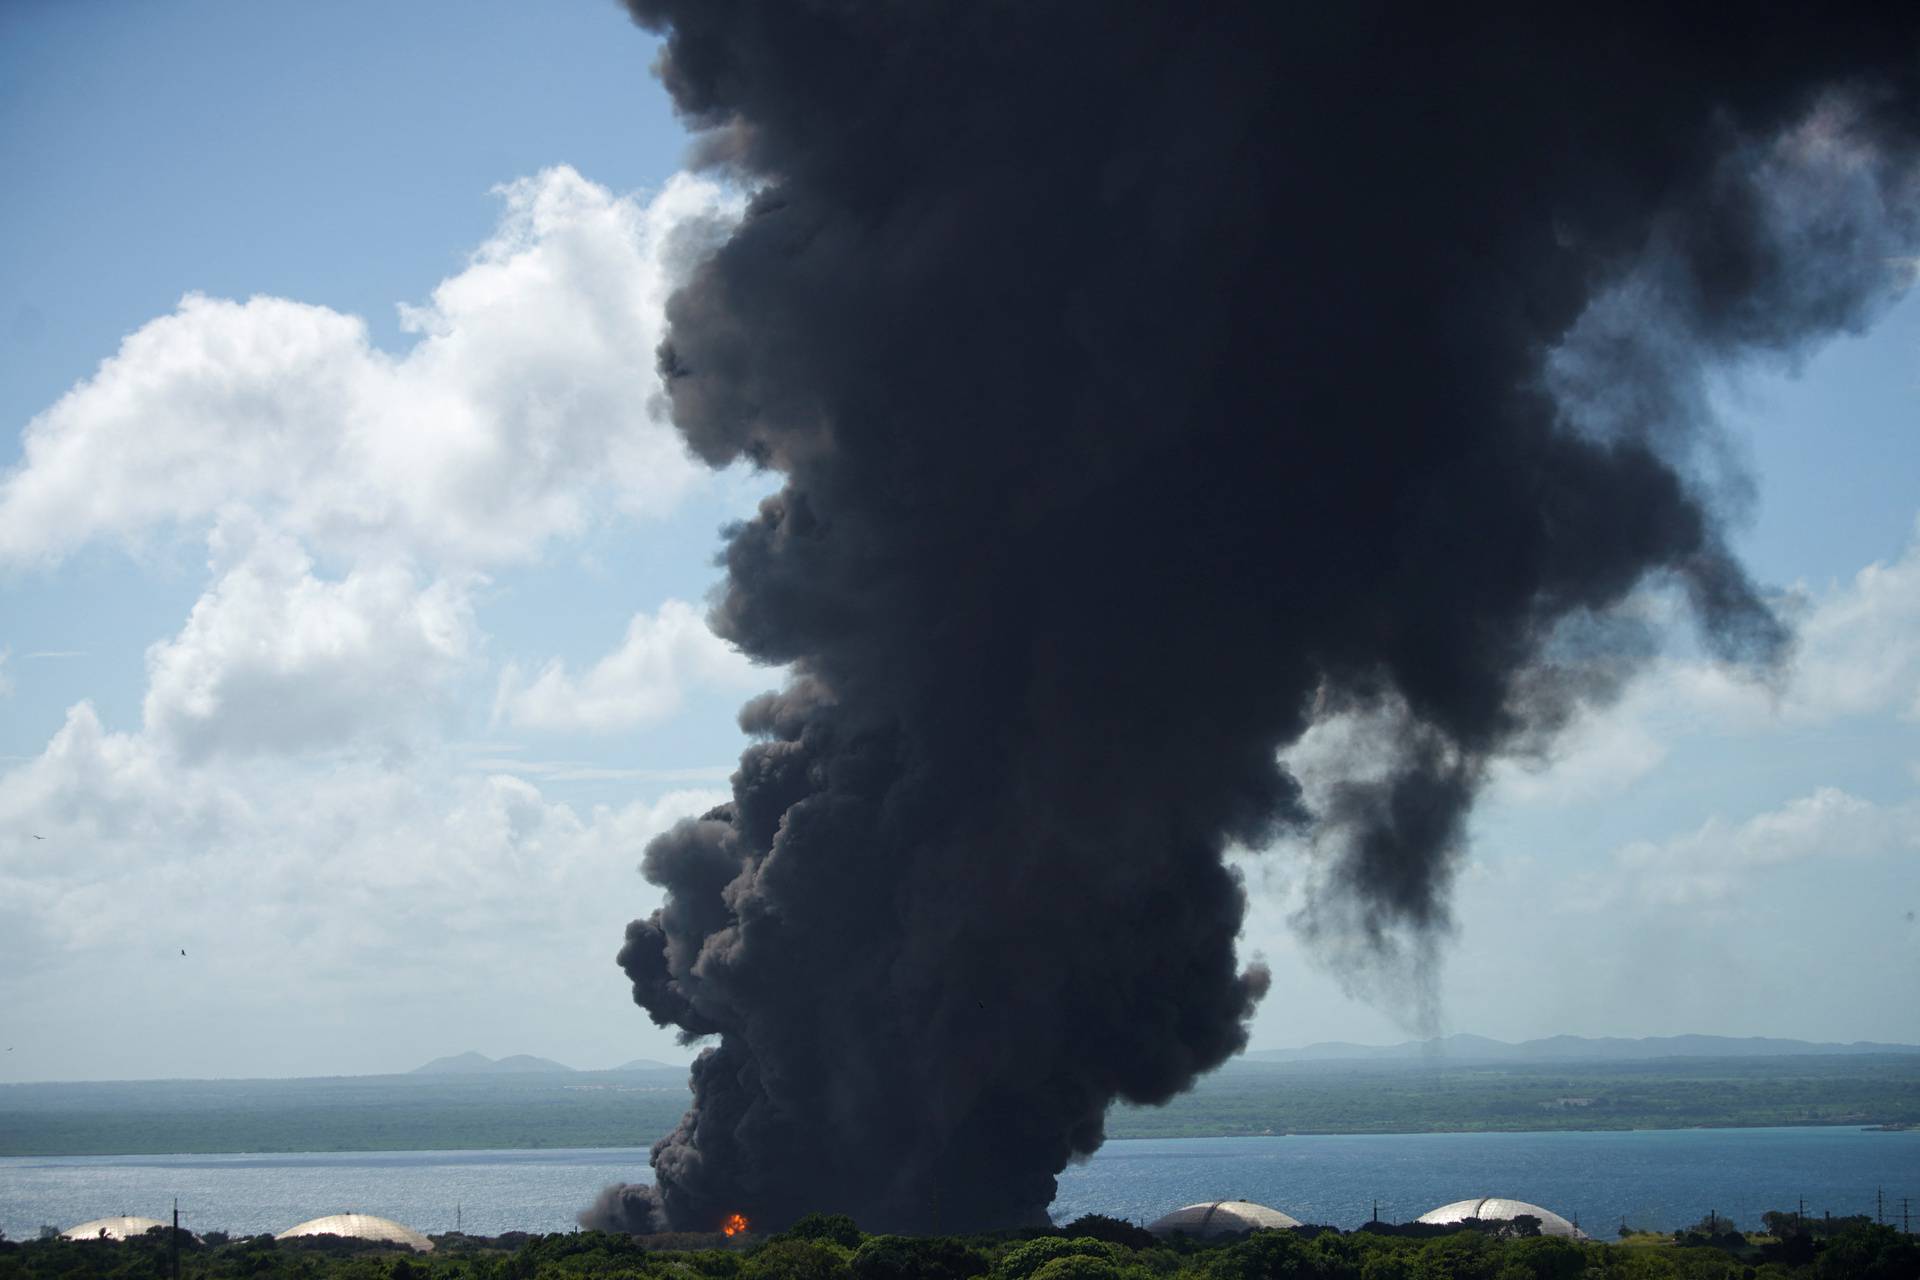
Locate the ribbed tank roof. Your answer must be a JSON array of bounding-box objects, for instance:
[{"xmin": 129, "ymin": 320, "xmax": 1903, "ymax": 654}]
[
  {"xmin": 62, "ymin": 1217, "xmax": 169, "ymax": 1242},
  {"xmin": 276, "ymin": 1214, "xmax": 434, "ymax": 1252},
  {"xmin": 1146, "ymin": 1200, "xmax": 1303, "ymax": 1237},
  {"xmin": 1416, "ymin": 1197, "xmax": 1583, "ymax": 1239}
]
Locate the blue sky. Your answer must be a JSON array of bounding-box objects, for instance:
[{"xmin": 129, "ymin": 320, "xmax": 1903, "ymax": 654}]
[{"xmin": 1, "ymin": 0, "xmax": 1916, "ymax": 1081}]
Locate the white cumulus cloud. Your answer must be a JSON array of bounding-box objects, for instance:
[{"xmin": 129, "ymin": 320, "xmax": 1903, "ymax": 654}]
[
  {"xmin": 142, "ymin": 516, "xmax": 479, "ymax": 759},
  {"xmin": 1657, "ymin": 525, "xmax": 1920, "ymax": 727},
  {"xmin": 1488, "ymin": 519, "xmax": 1920, "ymax": 807},
  {"xmin": 0, "ymin": 167, "xmax": 741, "ymax": 570},
  {"xmin": 0, "ymin": 164, "xmax": 758, "ymax": 784},
  {"xmin": 0, "ymin": 166, "xmax": 764, "ymax": 1077},
  {"xmin": 494, "ymin": 599, "xmax": 767, "ymax": 733},
  {"xmin": 1607, "ymin": 787, "xmax": 1919, "ymax": 909},
  {"xmin": 1777, "ymin": 525, "xmax": 1920, "ymax": 721},
  {"xmin": 0, "ymin": 700, "xmax": 724, "ymax": 1074}
]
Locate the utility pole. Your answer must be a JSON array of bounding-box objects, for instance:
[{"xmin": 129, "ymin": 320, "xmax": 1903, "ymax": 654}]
[
  {"xmin": 1878, "ymin": 1188, "xmax": 1884, "ymax": 1225},
  {"xmin": 171, "ymin": 1199, "xmax": 180, "ymax": 1280},
  {"xmin": 1798, "ymin": 1197, "xmax": 1806, "ymax": 1232},
  {"xmin": 1371, "ymin": 1199, "xmax": 1378, "ymax": 1225}
]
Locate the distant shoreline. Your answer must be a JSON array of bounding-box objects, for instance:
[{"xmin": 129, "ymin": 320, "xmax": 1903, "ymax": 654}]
[
  {"xmin": 3, "ymin": 1053, "xmax": 1914, "ymax": 1158},
  {"xmin": 3, "ymin": 1121, "xmax": 1913, "ymax": 1164},
  {"xmin": 1100, "ymin": 1122, "xmax": 1920, "ymax": 1145},
  {"xmin": 3, "ymin": 1121, "xmax": 1914, "ymax": 1162},
  {"xmin": 10, "ymin": 1031, "xmax": 1914, "ymax": 1090}
]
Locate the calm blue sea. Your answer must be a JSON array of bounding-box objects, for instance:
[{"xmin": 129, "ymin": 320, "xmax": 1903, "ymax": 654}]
[{"xmin": 1, "ymin": 1128, "xmax": 1913, "ymax": 1241}]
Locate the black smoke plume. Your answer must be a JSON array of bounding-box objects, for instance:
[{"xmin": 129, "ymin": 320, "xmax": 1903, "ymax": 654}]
[{"xmin": 582, "ymin": 2, "xmax": 1920, "ymax": 1235}]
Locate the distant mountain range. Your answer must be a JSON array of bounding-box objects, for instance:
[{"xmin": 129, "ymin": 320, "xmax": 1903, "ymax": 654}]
[
  {"xmin": 410, "ymin": 1051, "xmax": 577, "ymax": 1075},
  {"xmin": 1244, "ymin": 1033, "xmax": 1920, "ymax": 1064},
  {"xmin": 409, "ymin": 1052, "xmax": 683, "ymax": 1075}
]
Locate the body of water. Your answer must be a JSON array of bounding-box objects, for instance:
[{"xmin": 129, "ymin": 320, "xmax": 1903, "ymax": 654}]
[
  {"xmin": 2, "ymin": 1128, "xmax": 1912, "ymax": 1241},
  {"xmin": 1052, "ymin": 1127, "xmax": 1915, "ymax": 1235}
]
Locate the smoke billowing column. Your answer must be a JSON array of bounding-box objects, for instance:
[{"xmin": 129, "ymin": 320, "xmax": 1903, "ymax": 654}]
[{"xmin": 583, "ymin": 3, "xmax": 1920, "ymax": 1234}]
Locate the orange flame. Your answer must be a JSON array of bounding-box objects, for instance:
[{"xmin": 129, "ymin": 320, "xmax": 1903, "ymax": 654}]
[{"xmin": 721, "ymin": 1213, "xmax": 750, "ymax": 1237}]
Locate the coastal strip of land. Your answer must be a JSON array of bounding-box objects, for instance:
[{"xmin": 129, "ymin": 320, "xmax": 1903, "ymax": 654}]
[{"xmin": 1, "ymin": 1054, "xmax": 1915, "ymax": 1156}]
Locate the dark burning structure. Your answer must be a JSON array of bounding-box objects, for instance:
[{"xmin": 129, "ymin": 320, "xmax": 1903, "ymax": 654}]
[{"xmin": 581, "ymin": 2, "xmax": 1920, "ymax": 1236}]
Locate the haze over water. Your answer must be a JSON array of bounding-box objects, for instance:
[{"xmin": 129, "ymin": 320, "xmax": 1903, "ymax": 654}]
[{"xmin": 4, "ymin": 1129, "xmax": 1912, "ymax": 1241}]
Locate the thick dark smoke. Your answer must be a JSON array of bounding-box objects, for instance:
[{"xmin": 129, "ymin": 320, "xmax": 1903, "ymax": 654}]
[{"xmin": 583, "ymin": 3, "xmax": 1920, "ymax": 1235}]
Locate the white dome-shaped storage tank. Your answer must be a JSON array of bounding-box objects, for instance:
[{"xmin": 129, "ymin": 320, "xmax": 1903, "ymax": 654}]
[
  {"xmin": 1416, "ymin": 1197, "xmax": 1584, "ymax": 1239},
  {"xmin": 276, "ymin": 1214, "xmax": 435, "ymax": 1252},
  {"xmin": 61, "ymin": 1217, "xmax": 170, "ymax": 1242},
  {"xmin": 1146, "ymin": 1200, "xmax": 1303, "ymax": 1238}
]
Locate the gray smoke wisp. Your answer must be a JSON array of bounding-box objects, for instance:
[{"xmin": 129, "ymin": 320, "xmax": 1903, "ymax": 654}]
[{"xmin": 582, "ymin": 3, "xmax": 1920, "ymax": 1235}]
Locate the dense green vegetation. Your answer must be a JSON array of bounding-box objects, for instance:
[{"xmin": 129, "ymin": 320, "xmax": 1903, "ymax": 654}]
[
  {"xmin": 3, "ymin": 1057, "xmax": 1916, "ymax": 1157},
  {"xmin": 3, "ymin": 1210, "xmax": 1915, "ymax": 1280}
]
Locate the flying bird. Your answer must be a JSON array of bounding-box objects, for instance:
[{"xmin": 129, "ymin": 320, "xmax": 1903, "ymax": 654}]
[
  {"xmin": 180, "ymin": 949, "xmax": 187, "ymax": 957},
  {"xmin": 31, "ymin": 834, "xmax": 43, "ymax": 840}
]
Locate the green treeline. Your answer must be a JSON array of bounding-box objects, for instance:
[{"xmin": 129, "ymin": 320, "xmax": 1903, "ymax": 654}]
[
  {"xmin": 2, "ymin": 1057, "xmax": 1916, "ymax": 1156},
  {"xmin": 4, "ymin": 1210, "xmax": 1917, "ymax": 1280}
]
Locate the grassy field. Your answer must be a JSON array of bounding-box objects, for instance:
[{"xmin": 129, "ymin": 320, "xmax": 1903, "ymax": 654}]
[{"xmin": 2, "ymin": 1054, "xmax": 1915, "ymax": 1156}]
